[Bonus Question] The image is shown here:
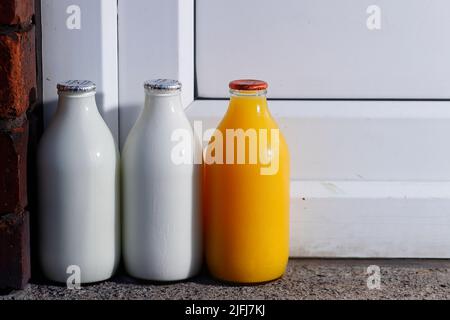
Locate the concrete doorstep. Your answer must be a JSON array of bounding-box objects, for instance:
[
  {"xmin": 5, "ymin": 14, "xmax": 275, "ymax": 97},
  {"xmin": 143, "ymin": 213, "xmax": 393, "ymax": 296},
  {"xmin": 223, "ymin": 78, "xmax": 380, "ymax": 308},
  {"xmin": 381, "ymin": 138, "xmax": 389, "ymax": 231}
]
[{"xmin": 1, "ymin": 259, "xmax": 450, "ymax": 300}]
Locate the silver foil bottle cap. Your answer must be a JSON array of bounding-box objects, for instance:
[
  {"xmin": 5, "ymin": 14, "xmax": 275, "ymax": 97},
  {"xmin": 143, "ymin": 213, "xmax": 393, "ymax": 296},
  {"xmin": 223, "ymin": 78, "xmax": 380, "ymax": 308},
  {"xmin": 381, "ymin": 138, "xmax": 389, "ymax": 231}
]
[
  {"xmin": 57, "ymin": 80, "xmax": 97, "ymax": 93},
  {"xmin": 144, "ymin": 79, "xmax": 182, "ymax": 92}
]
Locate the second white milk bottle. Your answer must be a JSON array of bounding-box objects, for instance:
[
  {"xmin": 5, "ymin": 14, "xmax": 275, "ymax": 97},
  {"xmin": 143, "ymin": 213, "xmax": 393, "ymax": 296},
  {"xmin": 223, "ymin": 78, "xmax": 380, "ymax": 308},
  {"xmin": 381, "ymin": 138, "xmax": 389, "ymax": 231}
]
[{"xmin": 122, "ymin": 79, "xmax": 201, "ymax": 281}]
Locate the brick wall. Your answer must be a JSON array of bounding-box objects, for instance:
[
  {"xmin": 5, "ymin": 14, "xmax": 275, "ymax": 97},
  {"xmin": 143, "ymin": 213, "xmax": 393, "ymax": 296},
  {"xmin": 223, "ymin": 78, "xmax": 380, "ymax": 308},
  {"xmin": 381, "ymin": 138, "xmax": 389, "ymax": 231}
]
[{"xmin": 0, "ymin": 0, "xmax": 41, "ymax": 290}]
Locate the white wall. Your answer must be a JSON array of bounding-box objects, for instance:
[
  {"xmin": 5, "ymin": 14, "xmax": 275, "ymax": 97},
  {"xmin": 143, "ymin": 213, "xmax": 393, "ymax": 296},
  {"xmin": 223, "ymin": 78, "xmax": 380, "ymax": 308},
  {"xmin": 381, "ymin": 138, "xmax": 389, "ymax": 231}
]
[{"xmin": 41, "ymin": 0, "xmax": 119, "ymax": 143}]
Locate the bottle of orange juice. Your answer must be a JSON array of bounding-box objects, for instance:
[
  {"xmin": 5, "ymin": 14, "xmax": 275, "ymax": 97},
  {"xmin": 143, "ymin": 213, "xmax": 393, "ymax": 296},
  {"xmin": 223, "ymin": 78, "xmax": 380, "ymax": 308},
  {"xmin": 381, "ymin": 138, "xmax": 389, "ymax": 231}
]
[{"xmin": 203, "ymin": 79, "xmax": 290, "ymax": 284}]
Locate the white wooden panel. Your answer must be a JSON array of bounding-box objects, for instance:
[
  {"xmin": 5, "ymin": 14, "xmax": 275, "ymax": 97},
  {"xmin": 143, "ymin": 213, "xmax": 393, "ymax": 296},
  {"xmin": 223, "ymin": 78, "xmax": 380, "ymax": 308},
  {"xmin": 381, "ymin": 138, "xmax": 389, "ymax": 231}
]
[
  {"xmin": 196, "ymin": 0, "xmax": 450, "ymax": 99},
  {"xmin": 187, "ymin": 100, "xmax": 450, "ymax": 181},
  {"xmin": 118, "ymin": 0, "xmax": 194, "ymax": 148},
  {"xmin": 291, "ymin": 181, "xmax": 450, "ymax": 258},
  {"xmin": 41, "ymin": 0, "xmax": 119, "ymax": 143}
]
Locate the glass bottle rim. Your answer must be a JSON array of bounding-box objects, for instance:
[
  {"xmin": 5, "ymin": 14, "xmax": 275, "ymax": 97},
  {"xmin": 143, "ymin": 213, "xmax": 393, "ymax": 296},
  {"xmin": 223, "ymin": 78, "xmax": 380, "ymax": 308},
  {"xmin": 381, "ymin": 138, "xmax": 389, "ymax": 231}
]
[{"xmin": 230, "ymin": 88, "xmax": 267, "ymax": 97}]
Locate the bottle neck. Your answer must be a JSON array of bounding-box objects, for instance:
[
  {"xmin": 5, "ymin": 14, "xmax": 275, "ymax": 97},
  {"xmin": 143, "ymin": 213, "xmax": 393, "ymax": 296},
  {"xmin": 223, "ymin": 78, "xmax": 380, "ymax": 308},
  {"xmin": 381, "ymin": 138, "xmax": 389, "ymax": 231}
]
[
  {"xmin": 228, "ymin": 90, "xmax": 270, "ymax": 117},
  {"xmin": 143, "ymin": 91, "xmax": 183, "ymax": 116},
  {"xmin": 56, "ymin": 92, "xmax": 99, "ymax": 118}
]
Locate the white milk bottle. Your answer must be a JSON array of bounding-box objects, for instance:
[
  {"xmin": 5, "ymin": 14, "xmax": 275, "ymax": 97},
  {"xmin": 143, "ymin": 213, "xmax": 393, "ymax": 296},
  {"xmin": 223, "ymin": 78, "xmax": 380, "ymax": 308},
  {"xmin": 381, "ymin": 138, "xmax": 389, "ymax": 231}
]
[
  {"xmin": 122, "ymin": 79, "xmax": 201, "ymax": 281},
  {"xmin": 38, "ymin": 80, "xmax": 119, "ymax": 284}
]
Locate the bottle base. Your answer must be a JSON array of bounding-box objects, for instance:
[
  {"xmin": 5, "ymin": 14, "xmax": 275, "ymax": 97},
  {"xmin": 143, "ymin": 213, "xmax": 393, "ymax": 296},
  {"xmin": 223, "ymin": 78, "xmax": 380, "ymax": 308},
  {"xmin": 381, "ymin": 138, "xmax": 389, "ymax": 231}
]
[
  {"xmin": 126, "ymin": 271, "xmax": 200, "ymax": 283},
  {"xmin": 208, "ymin": 271, "xmax": 286, "ymax": 286},
  {"xmin": 43, "ymin": 273, "xmax": 115, "ymax": 285},
  {"xmin": 40, "ymin": 260, "xmax": 118, "ymax": 285}
]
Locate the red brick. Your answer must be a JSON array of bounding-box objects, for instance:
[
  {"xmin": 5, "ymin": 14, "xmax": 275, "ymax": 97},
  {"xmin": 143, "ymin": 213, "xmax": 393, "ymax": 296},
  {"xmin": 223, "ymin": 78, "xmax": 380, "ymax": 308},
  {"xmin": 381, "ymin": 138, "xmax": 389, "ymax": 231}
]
[
  {"xmin": 0, "ymin": 0, "xmax": 34, "ymax": 26},
  {"xmin": 0, "ymin": 28, "xmax": 37, "ymax": 119},
  {"xmin": 0, "ymin": 210, "xmax": 30, "ymax": 289},
  {"xmin": 0, "ymin": 117, "xmax": 28, "ymax": 215}
]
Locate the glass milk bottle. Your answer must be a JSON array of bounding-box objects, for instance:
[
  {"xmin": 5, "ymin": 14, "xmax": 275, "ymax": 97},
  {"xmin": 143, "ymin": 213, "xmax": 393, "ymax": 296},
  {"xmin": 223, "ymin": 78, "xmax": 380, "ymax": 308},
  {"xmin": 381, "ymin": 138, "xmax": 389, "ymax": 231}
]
[
  {"xmin": 204, "ymin": 80, "xmax": 290, "ymax": 284},
  {"xmin": 122, "ymin": 79, "xmax": 201, "ymax": 281},
  {"xmin": 38, "ymin": 81, "xmax": 119, "ymax": 284}
]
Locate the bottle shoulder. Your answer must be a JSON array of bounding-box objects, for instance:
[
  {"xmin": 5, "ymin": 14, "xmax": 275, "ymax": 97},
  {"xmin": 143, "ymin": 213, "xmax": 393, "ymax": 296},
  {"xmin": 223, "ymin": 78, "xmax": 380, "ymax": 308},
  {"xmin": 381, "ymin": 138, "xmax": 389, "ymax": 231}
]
[
  {"xmin": 38, "ymin": 118, "xmax": 117, "ymax": 164},
  {"xmin": 124, "ymin": 108, "xmax": 192, "ymax": 144}
]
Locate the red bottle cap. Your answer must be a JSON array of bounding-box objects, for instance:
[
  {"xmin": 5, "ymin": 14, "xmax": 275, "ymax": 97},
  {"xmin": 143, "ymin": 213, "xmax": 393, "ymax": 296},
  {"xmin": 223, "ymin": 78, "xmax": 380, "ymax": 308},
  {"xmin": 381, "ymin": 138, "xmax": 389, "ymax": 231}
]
[{"xmin": 229, "ymin": 79, "xmax": 268, "ymax": 91}]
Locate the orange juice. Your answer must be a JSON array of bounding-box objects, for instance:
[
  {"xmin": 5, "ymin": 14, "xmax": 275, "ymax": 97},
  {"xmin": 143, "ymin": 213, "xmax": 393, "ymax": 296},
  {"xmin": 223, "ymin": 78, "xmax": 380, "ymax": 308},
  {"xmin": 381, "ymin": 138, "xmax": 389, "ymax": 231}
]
[{"xmin": 203, "ymin": 80, "xmax": 290, "ymax": 283}]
